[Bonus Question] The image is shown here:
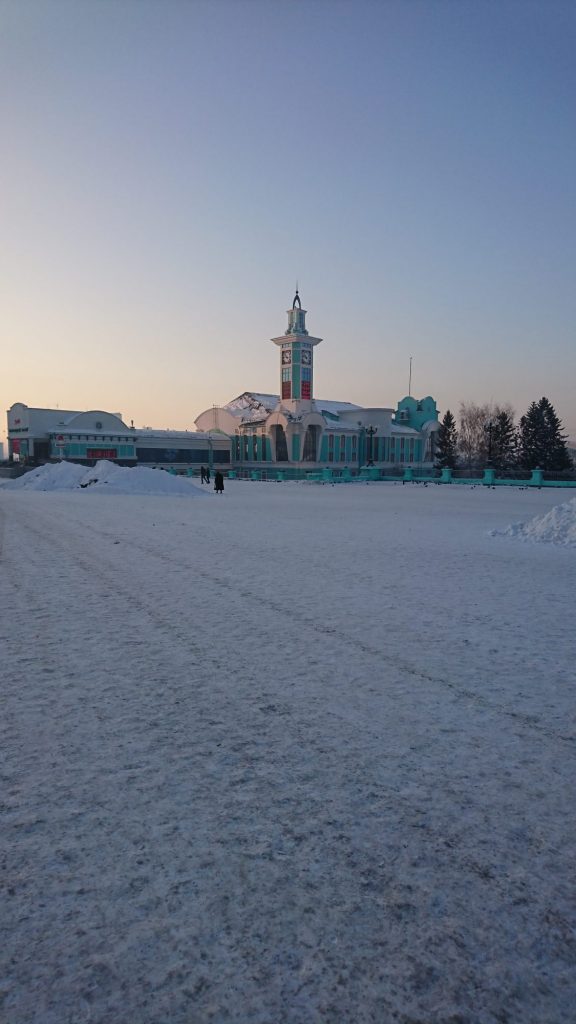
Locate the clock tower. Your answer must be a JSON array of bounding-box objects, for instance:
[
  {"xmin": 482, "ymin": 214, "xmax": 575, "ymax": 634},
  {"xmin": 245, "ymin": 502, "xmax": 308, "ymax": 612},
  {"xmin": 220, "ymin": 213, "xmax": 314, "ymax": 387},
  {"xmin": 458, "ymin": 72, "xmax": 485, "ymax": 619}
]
[{"xmin": 271, "ymin": 290, "xmax": 322, "ymax": 412}]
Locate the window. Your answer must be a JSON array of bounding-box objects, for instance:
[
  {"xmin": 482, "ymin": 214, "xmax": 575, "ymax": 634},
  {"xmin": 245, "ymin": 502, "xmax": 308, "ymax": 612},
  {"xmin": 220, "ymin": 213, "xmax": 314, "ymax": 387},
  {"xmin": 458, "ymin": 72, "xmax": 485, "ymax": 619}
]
[
  {"xmin": 328, "ymin": 433, "xmax": 334, "ymax": 463},
  {"xmin": 339, "ymin": 435, "xmax": 346, "ymax": 461},
  {"xmin": 136, "ymin": 447, "xmax": 216, "ymax": 463},
  {"xmin": 282, "ymin": 368, "xmax": 291, "ymax": 382},
  {"xmin": 301, "ymin": 367, "xmax": 311, "ymax": 381}
]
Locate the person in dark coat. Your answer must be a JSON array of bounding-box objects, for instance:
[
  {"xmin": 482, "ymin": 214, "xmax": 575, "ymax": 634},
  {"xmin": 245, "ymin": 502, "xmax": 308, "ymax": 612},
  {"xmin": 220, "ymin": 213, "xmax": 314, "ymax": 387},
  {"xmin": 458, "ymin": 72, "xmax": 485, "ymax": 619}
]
[
  {"xmin": 214, "ymin": 471, "xmax": 224, "ymax": 494},
  {"xmin": 205, "ymin": 467, "xmax": 210, "ymax": 484},
  {"xmin": 200, "ymin": 465, "xmax": 206, "ymax": 483}
]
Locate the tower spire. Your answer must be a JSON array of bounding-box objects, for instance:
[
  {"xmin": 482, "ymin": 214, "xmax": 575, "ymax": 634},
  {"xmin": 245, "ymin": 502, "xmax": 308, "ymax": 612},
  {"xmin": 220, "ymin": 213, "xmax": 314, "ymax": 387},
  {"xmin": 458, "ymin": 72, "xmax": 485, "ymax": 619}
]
[{"xmin": 271, "ymin": 292, "xmax": 322, "ymax": 406}]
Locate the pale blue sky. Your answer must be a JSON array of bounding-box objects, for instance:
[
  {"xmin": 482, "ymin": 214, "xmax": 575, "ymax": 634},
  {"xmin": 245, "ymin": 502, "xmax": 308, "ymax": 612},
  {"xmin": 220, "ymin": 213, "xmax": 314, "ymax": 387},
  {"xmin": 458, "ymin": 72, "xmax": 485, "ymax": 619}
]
[{"xmin": 1, "ymin": 0, "xmax": 575, "ymax": 444}]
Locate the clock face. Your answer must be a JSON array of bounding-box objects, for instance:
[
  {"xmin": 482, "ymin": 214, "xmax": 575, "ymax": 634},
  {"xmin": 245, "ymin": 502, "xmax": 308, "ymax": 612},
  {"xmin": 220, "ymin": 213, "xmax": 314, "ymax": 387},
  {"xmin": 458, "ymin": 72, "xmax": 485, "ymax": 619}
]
[
  {"xmin": 301, "ymin": 349, "xmax": 311, "ymax": 365},
  {"xmin": 282, "ymin": 349, "xmax": 291, "ymax": 364}
]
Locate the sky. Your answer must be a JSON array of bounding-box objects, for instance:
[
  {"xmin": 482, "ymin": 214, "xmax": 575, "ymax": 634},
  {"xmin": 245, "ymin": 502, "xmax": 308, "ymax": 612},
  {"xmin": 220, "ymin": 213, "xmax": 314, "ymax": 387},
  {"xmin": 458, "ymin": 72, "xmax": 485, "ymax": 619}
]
[{"xmin": 1, "ymin": 0, "xmax": 575, "ymax": 448}]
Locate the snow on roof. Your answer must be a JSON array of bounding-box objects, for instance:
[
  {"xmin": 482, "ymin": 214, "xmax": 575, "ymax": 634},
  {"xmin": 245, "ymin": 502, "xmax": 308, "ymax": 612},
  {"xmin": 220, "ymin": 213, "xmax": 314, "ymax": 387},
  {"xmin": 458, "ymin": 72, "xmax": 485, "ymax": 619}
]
[
  {"xmin": 235, "ymin": 407, "xmax": 274, "ymax": 423},
  {"xmin": 5, "ymin": 460, "xmax": 207, "ymax": 497},
  {"xmin": 135, "ymin": 428, "xmax": 218, "ymax": 440},
  {"xmin": 49, "ymin": 428, "xmax": 133, "ymax": 438},
  {"xmin": 321, "ymin": 423, "xmax": 359, "ymax": 433},
  {"xmin": 224, "ymin": 393, "xmax": 278, "ymax": 416},
  {"xmin": 315, "ymin": 400, "xmax": 362, "ymax": 417},
  {"xmin": 223, "ymin": 392, "xmax": 363, "ymax": 423},
  {"xmin": 390, "ymin": 424, "xmax": 419, "ymax": 435}
]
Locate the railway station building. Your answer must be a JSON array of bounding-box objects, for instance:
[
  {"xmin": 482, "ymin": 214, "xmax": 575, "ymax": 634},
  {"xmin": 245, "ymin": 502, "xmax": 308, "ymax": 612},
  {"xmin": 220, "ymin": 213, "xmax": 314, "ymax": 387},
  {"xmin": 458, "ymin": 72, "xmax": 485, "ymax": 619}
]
[
  {"xmin": 7, "ymin": 292, "xmax": 439, "ymax": 476},
  {"xmin": 195, "ymin": 292, "xmax": 440, "ymax": 472}
]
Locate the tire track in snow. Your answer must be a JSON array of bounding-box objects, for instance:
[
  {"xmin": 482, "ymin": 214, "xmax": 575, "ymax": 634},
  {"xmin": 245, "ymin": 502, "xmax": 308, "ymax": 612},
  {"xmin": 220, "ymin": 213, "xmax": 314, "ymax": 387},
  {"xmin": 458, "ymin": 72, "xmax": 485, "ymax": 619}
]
[
  {"xmin": 1, "ymin": 508, "xmax": 569, "ymax": 915},
  {"xmin": 2, "ymin": 495, "xmax": 575, "ymax": 1024},
  {"xmin": 33, "ymin": 502, "xmax": 574, "ymax": 748}
]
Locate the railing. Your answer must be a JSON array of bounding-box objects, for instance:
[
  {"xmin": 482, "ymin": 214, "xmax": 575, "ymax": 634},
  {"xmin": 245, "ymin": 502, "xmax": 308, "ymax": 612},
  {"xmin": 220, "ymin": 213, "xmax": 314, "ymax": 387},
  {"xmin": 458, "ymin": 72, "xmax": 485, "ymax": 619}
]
[{"xmin": 227, "ymin": 465, "xmax": 576, "ymax": 488}]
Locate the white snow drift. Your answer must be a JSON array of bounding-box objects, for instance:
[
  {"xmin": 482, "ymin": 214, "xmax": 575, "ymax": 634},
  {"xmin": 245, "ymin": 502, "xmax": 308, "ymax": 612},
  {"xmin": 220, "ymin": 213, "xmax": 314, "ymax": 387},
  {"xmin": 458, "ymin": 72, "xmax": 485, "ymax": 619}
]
[
  {"xmin": 492, "ymin": 494, "xmax": 576, "ymax": 546},
  {"xmin": 4, "ymin": 459, "xmax": 206, "ymax": 496}
]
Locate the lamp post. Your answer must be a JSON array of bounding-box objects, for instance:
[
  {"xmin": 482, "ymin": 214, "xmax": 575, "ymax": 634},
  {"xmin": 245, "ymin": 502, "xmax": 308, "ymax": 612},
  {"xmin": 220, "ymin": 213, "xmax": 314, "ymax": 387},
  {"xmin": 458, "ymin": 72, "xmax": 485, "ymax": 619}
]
[
  {"xmin": 485, "ymin": 420, "xmax": 493, "ymax": 467},
  {"xmin": 365, "ymin": 425, "xmax": 377, "ymax": 466}
]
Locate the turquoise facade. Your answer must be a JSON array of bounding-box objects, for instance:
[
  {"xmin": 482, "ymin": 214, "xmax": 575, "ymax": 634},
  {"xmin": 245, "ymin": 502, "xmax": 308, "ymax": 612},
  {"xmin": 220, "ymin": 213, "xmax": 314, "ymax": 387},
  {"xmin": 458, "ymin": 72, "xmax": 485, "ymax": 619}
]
[
  {"xmin": 56, "ymin": 441, "xmax": 137, "ymax": 460},
  {"xmin": 395, "ymin": 396, "xmax": 438, "ymax": 431}
]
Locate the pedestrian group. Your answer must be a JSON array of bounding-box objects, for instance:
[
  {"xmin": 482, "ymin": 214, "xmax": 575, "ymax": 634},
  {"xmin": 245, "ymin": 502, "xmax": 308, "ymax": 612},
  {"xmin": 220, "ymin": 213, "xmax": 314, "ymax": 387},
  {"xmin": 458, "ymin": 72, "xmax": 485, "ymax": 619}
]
[{"xmin": 200, "ymin": 466, "xmax": 224, "ymax": 494}]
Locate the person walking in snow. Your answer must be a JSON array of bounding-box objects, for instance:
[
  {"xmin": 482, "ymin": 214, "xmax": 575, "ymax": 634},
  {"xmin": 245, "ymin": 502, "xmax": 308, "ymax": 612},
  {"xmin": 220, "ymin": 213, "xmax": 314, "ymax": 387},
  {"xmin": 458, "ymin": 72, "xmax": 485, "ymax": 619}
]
[
  {"xmin": 200, "ymin": 465, "xmax": 206, "ymax": 483},
  {"xmin": 205, "ymin": 467, "xmax": 210, "ymax": 484},
  {"xmin": 214, "ymin": 471, "xmax": 224, "ymax": 494}
]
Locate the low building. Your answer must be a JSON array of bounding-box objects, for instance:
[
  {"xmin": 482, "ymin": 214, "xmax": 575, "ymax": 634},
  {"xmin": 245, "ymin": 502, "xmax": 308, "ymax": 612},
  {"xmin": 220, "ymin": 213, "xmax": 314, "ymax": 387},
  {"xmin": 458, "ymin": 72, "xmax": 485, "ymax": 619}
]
[
  {"xmin": 195, "ymin": 292, "xmax": 439, "ymax": 471},
  {"xmin": 6, "ymin": 404, "xmax": 229, "ymax": 470}
]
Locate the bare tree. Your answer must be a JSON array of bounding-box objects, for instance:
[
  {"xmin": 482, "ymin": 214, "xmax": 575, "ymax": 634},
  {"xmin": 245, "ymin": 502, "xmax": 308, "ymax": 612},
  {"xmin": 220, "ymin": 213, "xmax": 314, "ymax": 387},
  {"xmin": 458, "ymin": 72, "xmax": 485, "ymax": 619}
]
[
  {"xmin": 458, "ymin": 402, "xmax": 515, "ymax": 469},
  {"xmin": 458, "ymin": 403, "xmax": 490, "ymax": 468}
]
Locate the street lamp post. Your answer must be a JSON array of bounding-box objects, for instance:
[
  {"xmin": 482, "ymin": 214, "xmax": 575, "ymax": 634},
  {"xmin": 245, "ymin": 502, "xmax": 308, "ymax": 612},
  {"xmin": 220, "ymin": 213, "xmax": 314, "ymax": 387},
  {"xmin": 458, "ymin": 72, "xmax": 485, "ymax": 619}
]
[
  {"xmin": 365, "ymin": 425, "xmax": 377, "ymax": 467},
  {"xmin": 485, "ymin": 420, "xmax": 493, "ymax": 467}
]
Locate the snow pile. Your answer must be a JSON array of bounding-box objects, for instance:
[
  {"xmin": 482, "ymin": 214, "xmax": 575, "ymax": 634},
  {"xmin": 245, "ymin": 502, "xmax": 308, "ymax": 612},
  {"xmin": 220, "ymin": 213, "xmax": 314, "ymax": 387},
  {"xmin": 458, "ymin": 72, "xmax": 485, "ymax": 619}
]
[
  {"xmin": 5, "ymin": 460, "xmax": 87, "ymax": 491},
  {"xmin": 492, "ymin": 496, "xmax": 576, "ymax": 546},
  {"xmin": 5, "ymin": 460, "xmax": 206, "ymax": 497}
]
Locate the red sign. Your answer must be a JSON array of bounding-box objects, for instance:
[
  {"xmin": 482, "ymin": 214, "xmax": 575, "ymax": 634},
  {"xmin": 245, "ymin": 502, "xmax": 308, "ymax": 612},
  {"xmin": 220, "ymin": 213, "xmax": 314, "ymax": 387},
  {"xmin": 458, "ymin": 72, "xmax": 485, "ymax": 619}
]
[
  {"xmin": 301, "ymin": 381, "xmax": 311, "ymax": 399},
  {"xmin": 56, "ymin": 434, "xmax": 65, "ymax": 444},
  {"xmin": 12, "ymin": 439, "xmax": 20, "ymax": 453},
  {"xmin": 87, "ymin": 449, "xmax": 117, "ymax": 460}
]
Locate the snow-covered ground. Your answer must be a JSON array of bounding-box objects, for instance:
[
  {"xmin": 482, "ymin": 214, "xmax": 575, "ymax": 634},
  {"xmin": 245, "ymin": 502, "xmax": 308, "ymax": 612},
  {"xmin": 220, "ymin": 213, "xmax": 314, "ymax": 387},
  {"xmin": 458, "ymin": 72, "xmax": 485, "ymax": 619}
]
[{"xmin": 1, "ymin": 475, "xmax": 575, "ymax": 1024}]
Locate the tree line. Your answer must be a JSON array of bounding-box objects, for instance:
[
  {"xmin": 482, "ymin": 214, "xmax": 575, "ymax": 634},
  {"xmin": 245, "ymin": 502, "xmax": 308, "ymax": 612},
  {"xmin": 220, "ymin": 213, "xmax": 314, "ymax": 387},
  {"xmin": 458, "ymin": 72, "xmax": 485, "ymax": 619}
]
[{"xmin": 435, "ymin": 398, "xmax": 574, "ymax": 473}]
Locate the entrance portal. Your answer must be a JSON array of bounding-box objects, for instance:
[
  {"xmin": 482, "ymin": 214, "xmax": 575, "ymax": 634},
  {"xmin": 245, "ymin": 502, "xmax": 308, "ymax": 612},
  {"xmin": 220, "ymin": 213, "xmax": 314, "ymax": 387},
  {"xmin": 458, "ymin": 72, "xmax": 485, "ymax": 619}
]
[
  {"xmin": 274, "ymin": 425, "xmax": 289, "ymax": 462},
  {"xmin": 303, "ymin": 425, "xmax": 319, "ymax": 461}
]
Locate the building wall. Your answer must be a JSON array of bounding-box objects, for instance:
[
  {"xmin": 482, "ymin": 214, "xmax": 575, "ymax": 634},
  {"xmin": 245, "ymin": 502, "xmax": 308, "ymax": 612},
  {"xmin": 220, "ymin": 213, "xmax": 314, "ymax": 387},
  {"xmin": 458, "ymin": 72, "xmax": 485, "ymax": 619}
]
[{"xmin": 7, "ymin": 403, "xmax": 230, "ymax": 469}]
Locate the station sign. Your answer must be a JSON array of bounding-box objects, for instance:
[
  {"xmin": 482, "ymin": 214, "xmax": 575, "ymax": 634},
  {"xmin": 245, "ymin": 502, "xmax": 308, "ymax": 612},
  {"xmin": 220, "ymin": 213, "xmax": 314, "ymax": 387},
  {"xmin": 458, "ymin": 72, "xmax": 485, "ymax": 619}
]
[{"xmin": 87, "ymin": 449, "xmax": 118, "ymax": 460}]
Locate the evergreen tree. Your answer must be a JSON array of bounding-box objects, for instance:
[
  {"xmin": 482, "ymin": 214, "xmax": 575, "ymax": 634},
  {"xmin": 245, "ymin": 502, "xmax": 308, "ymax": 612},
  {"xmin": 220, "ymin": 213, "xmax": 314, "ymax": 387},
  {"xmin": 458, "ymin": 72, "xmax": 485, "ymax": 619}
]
[
  {"xmin": 519, "ymin": 397, "xmax": 573, "ymax": 471},
  {"xmin": 539, "ymin": 397, "xmax": 573, "ymax": 471},
  {"xmin": 490, "ymin": 410, "xmax": 517, "ymax": 469},
  {"xmin": 518, "ymin": 401, "xmax": 545, "ymax": 469},
  {"xmin": 434, "ymin": 410, "xmax": 458, "ymax": 469}
]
